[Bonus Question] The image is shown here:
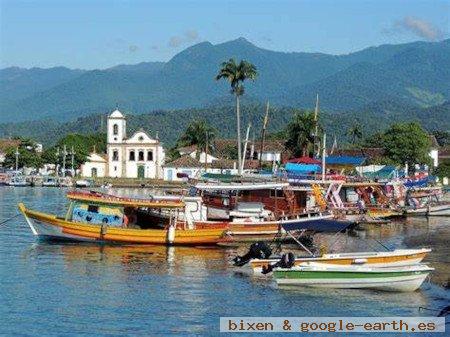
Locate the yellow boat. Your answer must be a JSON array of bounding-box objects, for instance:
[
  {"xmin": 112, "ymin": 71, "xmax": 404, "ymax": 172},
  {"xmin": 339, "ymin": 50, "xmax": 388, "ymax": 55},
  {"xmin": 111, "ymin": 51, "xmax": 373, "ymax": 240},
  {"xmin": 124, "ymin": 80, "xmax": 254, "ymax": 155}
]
[{"xmin": 18, "ymin": 203, "xmax": 226, "ymax": 245}]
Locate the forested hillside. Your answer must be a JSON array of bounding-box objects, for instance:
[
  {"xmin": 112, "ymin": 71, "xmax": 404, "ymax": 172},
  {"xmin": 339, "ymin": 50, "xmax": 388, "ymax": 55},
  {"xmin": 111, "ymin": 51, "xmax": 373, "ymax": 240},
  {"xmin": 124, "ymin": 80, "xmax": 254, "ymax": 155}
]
[
  {"xmin": 1, "ymin": 102, "xmax": 448, "ymax": 148},
  {"xmin": 1, "ymin": 38, "xmax": 449, "ymax": 123}
]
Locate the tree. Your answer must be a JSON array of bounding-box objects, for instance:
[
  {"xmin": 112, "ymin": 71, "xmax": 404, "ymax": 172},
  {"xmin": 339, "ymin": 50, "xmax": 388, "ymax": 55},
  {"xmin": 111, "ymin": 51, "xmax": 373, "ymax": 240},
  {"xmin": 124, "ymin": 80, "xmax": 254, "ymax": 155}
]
[
  {"xmin": 285, "ymin": 111, "xmax": 317, "ymax": 157},
  {"xmin": 376, "ymin": 122, "xmax": 431, "ymax": 169},
  {"xmin": 3, "ymin": 138, "xmax": 43, "ymax": 169},
  {"xmin": 216, "ymin": 58, "xmax": 257, "ymax": 174},
  {"xmin": 177, "ymin": 120, "xmax": 217, "ymax": 160},
  {"xmin": 42, "ymin": 133, "xmax": 106, "ymax": 170},
  {"xmin": 347, "ymin": 123, "xmax": 363, "ymax": 144}
]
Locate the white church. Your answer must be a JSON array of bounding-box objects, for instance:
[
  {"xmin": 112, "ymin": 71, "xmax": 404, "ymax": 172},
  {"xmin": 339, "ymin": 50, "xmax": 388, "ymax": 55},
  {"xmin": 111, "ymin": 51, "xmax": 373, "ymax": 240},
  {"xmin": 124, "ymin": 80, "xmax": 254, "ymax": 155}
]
[{"xmin": 81, "ymin": 109, "xmax": 165, "ymax": 179}]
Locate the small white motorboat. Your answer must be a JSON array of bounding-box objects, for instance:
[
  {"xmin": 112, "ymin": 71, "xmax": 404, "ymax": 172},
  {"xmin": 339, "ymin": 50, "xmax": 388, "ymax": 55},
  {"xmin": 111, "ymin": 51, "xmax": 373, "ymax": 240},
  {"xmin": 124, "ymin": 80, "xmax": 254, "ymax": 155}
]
[{"xmin": 273, "ymin": 264, "xmax": 433, "ymax": 292}]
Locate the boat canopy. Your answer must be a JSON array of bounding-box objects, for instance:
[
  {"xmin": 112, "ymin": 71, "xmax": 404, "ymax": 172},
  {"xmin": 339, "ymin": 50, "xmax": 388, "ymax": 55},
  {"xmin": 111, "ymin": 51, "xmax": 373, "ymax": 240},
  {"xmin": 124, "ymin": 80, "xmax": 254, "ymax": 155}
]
[
  {"xmin": 285, "ymin": 163, "xmax": 321, "ymax": 173},
  {"xmin": 194, "ymin": 181, "xmax": 289, "ymax": 191},
  {"xmin": 281, "ymin": 219, "xmax": 352, "ymax": 232},
  {"xmin": 67, "ymin": 191, "xmax": 184, "ymax": 208}
]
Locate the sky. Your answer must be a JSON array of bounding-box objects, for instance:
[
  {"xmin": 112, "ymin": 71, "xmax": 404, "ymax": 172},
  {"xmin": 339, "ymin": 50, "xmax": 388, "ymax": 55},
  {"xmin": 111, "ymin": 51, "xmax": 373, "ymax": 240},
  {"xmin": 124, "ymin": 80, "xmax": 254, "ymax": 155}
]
[{"xmin": 0, "ymin": 0, "xmax": 449, "ymax": 69}]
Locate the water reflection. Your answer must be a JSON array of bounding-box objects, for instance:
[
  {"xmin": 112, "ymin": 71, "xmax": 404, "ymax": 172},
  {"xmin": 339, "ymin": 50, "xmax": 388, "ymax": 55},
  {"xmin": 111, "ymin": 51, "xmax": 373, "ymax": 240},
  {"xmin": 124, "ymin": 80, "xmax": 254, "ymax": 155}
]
[{"xmin": 1, "ymin": 187, "xmax": 449, "ymax": 336}]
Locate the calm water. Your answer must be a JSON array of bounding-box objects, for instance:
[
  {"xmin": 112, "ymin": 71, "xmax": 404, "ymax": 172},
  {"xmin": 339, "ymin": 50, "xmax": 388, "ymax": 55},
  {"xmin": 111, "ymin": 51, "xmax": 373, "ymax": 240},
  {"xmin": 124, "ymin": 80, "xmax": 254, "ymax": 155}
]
[{"xmin": 0, "ymin": 187, "xmax": 449, "ymax": 336}]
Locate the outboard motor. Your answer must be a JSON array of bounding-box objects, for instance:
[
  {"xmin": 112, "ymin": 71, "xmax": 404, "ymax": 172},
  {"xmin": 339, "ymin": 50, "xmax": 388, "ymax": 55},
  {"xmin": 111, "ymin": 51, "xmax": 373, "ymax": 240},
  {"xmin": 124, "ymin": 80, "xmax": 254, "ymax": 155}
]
[
  {"xmin": 233, "ymin": 241, "xmax": 272, "ymax": 267},
  {"xmin": 262, "ymin": 252, "xmax": 295, "ymax": 274}
]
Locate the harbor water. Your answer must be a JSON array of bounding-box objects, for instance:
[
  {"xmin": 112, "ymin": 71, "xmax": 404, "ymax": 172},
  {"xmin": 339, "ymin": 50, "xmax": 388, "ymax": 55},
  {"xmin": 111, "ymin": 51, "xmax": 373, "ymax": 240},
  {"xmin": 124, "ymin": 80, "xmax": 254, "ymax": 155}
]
[{"xmin": 0, "ymin": 187, "xmax": 449, "ymax": 336}]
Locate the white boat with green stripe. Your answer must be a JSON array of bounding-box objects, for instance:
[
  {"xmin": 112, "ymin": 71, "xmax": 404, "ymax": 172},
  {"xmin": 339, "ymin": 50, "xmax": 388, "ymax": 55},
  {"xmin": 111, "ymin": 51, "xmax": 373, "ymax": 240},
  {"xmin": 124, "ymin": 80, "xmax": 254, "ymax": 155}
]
[{"xmin": 273, "ymin": 264, "xmax": 433, "ymax": 292}]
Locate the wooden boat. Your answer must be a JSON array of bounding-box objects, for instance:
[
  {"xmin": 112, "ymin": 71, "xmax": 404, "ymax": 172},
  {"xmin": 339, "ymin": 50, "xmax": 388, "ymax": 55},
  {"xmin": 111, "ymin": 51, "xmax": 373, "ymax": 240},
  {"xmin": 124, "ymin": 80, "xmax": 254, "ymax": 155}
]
[
  {"xmin": 404, "ymin": 203, "xmax": 450, "ymax": 216},
  {"xmin": 67, "ymin": 190, "xmax": 184, "ymax": 208},
  {"xmin": 67, "ymin": 188, "xmax": 334, "ymax": 243},
  {"xmin": 272, "ymin": 264, "xmax": 433, "ymax": 292},
  {"xmin": 250, "ymin": 248, "xmax": 431, "ymax": 273},
  {"xmin": 404, "ymin": 187, "xmax": 450, "ymax": 216},
  {"xmin": 7, "ymin": 175, "xmax": 29, "ymax": 186},
  {"xmin": 234, "ymin": 220, "xmax": 431, "ymax": 273},
  {"xmin": 18, "ymin": 203, "xmax": 226, "ymax": 245}
]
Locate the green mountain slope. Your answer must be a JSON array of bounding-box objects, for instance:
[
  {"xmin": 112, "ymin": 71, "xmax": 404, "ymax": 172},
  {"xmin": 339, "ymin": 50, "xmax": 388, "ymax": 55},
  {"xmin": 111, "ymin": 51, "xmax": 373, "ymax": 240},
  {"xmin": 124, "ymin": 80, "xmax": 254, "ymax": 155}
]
[
  {"xmin": 1, "ymin": 38, "xmax": 449, "ymax": 123},
  {"xmin": 1, "ymin": 102, "xmax": 448, "ymax": 148}
]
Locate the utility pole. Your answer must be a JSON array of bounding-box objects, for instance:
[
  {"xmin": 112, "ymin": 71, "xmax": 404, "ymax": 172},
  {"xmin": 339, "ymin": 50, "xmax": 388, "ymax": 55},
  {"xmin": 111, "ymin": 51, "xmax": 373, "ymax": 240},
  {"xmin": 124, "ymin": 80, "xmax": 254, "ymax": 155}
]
[
  {"xmin": 259, "ymin": 101, "xmax": 270, "ymax": 170},
  {"xmin": 62, "ymin": 145, "xmax": 67, "ymax": 177},
  {"xmin": 15, "ymin": 147, "xmax": 19, "ymax": 172},
  {"xmin": 55, "ymin": 147, "xmax": 60, "ymax": 177},
  {"xmin": 204, "ymin": 131, "xmax": 209, "ymax": 173},
  {"xmin": 313, "ymin": 94, "xmax": 320, "ymax": 158},
  {"xmin": 322, "ymin": 133, "xmax": 327, "ymax": 182},
  {"xmin": 70, "ymin": 145, "xmax": 75, "ymax": 175}
]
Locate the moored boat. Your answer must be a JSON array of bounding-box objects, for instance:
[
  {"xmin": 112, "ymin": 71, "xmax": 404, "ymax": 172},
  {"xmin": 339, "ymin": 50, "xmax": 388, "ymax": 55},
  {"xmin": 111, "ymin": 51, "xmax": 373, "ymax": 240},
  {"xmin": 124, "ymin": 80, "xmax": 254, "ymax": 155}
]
[
  {"xmin": 18, "ymin": 202, "xmax": 226, "ymax": 246},
  {"xmin": 272, "ymin": 264, "xmax": 433, "ymax": 292},
  {"xmin": 250, "ymin": 248, "xmax": 431, "ymax": 273}
]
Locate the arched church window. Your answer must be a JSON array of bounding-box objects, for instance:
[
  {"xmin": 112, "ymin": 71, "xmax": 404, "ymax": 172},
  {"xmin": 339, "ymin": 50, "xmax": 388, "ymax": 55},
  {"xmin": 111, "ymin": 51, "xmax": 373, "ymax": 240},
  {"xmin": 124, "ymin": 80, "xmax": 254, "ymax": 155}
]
[
  {"xmin": 113, "ymin": 124, "xmax": 119, "ymax": 135},
  {"xmin": 129, "ymin": 150, "xmax": 135, "ymax": 161},
  {"xmin": 112, "ymin": 150, "xmax": 119, "ymax": 161},
  {"xmin": 138, "ymin": 151, "xmax": 144, "ymax": 161},
  {"xmin": 147, "ymin": 151, "xmax": 153, "ymax": 161}
]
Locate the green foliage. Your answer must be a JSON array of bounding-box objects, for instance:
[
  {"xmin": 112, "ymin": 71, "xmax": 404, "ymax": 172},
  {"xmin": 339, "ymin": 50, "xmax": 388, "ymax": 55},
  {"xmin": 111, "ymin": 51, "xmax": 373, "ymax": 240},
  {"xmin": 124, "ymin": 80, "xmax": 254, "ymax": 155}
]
[
  {"xmin": 42, "ymin": 133, "xmax": 106, "ymax": 169},
  {"xmin": 215, "ymin": 58, "xmax": 258, "ymax": 96},
  {"xmin": 366, "ymin": 122, "xmax": 431, "ymax": 168},
  {"xmin": 434, "ymin": 159, "xmax": 450, "ymax": 178},
  {"xmin": 347, "ymin": 123, "xmax": 363, "ymax": 144},
  {"xmin": 3, "ymin": 138, "xmax": 43, "ymax": 169},
  {"xmin": 285, "ymin": 111, "xmax": 317, "ymax": 157},
  {"xmin": 2, "ymin": 103, "xmax": 449, "ymax": 151},
  {"xmin": 1, "ymin": 38, "xmax": 449, "ymax": 124},
  {"xmin": 432, "ymin": 130, "xmax": 450, "ymax": 147},
  {"xmin": 173, "ymin": 120, "xmax": 216, "ymax": 160}
]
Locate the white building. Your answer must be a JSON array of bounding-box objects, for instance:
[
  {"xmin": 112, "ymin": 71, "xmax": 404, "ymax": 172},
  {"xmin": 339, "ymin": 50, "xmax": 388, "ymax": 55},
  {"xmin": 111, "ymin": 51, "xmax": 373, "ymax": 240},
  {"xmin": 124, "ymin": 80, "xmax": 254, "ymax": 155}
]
[
  {"xmin": 80, "ymin": 153, "xmax": 107, "ymax": 178},
  {"xmin": 81, "ymin": 108, "xmax": 165, "ymax": 179}
]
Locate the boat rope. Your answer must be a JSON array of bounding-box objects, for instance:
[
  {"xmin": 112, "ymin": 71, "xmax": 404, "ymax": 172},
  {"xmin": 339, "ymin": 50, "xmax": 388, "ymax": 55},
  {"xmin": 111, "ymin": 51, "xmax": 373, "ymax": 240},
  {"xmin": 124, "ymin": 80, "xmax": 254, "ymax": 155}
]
[{"xmin": 0, "ymin": 213, "xmax": 20, "ymax": 226}]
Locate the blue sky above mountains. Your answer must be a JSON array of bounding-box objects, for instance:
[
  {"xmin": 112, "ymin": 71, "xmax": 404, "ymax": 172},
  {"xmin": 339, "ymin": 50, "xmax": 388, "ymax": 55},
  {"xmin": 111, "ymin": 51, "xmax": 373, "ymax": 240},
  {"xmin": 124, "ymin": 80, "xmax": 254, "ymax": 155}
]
[{"xmin": 0, "ymin": 0, "xmax": 449, "ymax": 69}]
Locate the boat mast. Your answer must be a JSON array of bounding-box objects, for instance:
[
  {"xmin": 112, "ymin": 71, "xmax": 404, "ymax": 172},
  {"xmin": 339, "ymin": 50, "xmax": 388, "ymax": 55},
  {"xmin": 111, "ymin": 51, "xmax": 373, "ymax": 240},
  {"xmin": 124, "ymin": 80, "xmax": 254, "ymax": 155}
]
[
  {"xmin": 62, "ymin": 145, "xmax": 67, "ymax": 177},
  {"xmin": 322, "ymin": 133, "xmax": 327, "ymax": 181},
  {"xmin": 15, "ymin": 147, "xmax": 19, "ymax": 172},
  {"xmin": 313, "ymin": 94, "xmax": 320, "ymax": 158},
  {"xmin": 258, "ymin": 101, "xmax": 270, "ymax": 170},
  {"xmin": 70, "ymin": 145, "xmax": 75, "ymax": 175}
]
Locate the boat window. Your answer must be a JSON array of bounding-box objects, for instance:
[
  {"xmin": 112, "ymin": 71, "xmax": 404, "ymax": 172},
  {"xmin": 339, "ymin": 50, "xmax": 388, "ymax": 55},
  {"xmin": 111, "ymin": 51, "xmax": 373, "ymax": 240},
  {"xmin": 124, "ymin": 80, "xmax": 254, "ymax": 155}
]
[
  {"xmin": 129, "ymin": 150, "xmax": 135, "ymax": 161},
  {"xmin": 147, "ymin": 151, "xmax": 153, "ymax": 161},
  {"xmin": 87, "ymin": 205, "xmax": 99, "ymax": 213},
  {"xmin": 270, "ymin": 189, "xmax": 284, "ymax": 198},
  {"xmin": 138, "ymin": 151, "xmax": 144, "ymax": 161},
  {"xmin": 112, "ymin": 150, "xmax": 119, "ymax": 161},
  {"xmin": 113, "ymin": 124, "xmax": 119, "ymax": 135}
]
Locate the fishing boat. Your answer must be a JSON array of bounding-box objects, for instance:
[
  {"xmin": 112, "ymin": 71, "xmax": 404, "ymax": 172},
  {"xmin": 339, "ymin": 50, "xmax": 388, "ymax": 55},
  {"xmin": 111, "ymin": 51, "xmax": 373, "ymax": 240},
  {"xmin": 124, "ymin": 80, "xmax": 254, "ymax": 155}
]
[
  {"xmin": 18, "ymin": 195, "xmax": 226, "ymax": 245},
  {"xmin": 7, "ymin": 175, "xmax": 30, "ymax": 186},
  {"xmin": 234, "ymin": 220, "xmax": 431, "ymax": 273},
  {"xmin": 404, "ymin": 187, "xmax": 450, "ymax": 216},
  {"xmin": 42, "ymin": 176, "xmax": 58, "ymax": 187},
  {"xmin": 272, "ymin": 264, "xmax": 433, "ymax": 292},
  {"xmin": 66, "ymin": 188, "xmax": 335, "ymax": 243}
]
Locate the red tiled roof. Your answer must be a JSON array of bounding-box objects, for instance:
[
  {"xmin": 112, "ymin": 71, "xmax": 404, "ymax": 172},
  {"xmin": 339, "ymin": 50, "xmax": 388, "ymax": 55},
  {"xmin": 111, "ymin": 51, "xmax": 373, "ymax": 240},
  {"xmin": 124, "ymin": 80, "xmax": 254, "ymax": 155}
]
[
  {"xmin": 0, "ymin": 139, "xmax": 21, "ymax": 152},
  {"xmin": 164, "ymin": 155, "xmax": 200, "ymax": 168}
]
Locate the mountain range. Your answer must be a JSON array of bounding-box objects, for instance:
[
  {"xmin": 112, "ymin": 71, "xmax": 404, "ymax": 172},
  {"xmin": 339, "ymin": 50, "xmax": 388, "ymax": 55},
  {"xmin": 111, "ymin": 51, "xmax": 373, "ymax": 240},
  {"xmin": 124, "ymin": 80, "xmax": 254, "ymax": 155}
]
[{"xmin": 1, "ymin": 37, "xmax": 449, "ymax": 124}]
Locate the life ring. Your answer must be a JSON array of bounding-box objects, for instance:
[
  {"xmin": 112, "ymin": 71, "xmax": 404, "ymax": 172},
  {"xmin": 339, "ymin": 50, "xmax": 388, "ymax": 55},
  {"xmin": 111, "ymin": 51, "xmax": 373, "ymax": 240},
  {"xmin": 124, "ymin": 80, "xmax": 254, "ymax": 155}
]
[
  {"xmin": 122, "ymin": 215, "xmax": 129, "ymax": 228},
  {"xmin": 127, "ymin": 214, "xmax": 137, "ymax": 225}
]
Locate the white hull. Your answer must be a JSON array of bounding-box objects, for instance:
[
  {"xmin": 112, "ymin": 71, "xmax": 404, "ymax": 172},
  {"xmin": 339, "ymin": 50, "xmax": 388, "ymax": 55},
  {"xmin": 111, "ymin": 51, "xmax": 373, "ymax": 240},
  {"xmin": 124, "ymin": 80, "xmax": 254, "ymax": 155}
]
[
  {"xmin": 405, "ymin": 204, "xmax": 450, "ymax": 216},
  {"xmin": 23, "ymin": 214, "xmax": 97, "ymax": 242},
  {"xmin": 250, "ymin": 248, "xmax": 431, "ymax": 273},
  {"xmin": 276, "ymin": 273, "xmax": 429, "ymax": 292}
]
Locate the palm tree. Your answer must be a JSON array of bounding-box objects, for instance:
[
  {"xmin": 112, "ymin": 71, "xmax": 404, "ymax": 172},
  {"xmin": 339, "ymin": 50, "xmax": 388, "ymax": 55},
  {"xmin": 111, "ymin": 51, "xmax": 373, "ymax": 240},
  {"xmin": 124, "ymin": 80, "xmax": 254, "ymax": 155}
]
[
  {"xmin": 347, "ymin": 123, "xmax": 363, "ymax": 144},
  {"xmin": 285, "ymin": 111, "xmax": 317, "ymax": 157},
  {"xmin": 178, "ymin": 120, "xmax": 217, "ymax": 161},
  {"xmin": 216, "ymin": 58, "xmax": 257, "ymax": 174}
]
